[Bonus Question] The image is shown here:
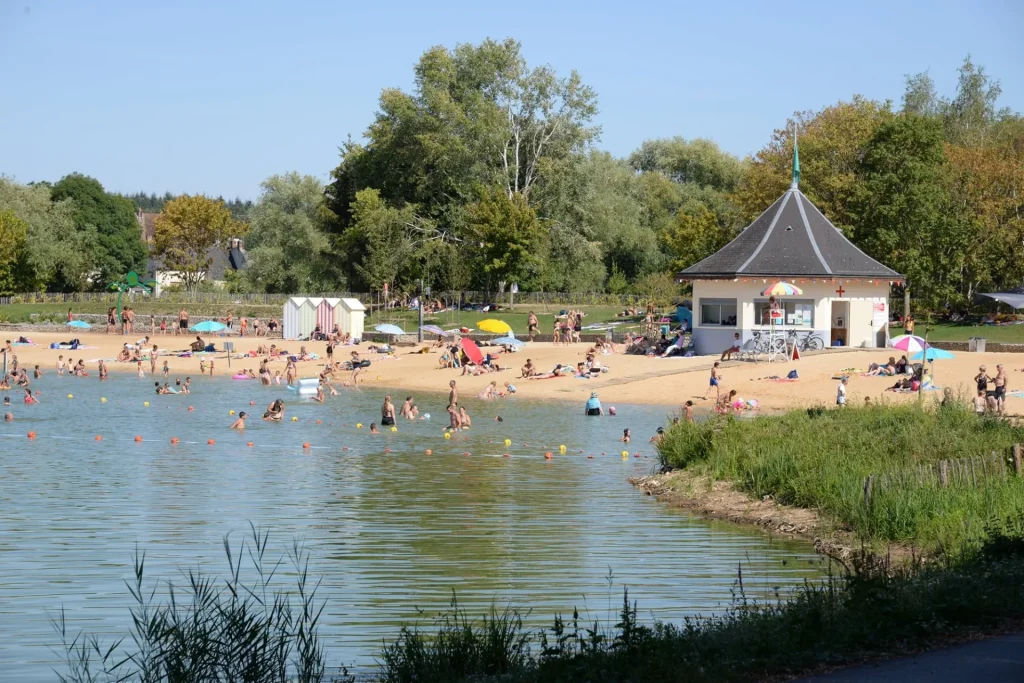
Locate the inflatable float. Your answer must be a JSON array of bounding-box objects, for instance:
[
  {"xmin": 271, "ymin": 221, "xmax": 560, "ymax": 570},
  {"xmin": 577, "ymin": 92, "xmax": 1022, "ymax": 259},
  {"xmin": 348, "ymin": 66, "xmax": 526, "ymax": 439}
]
[{"xmin": 286, "ymin": 377, "xmax": 321, "ymax": 396}]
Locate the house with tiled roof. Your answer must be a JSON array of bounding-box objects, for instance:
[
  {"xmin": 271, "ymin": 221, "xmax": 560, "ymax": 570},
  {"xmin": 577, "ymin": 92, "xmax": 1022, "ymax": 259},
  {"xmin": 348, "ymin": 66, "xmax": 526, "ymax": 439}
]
[
  {"xmin": 136, "ymin": 209, "xmax": 247, "ymax": 292},
  {"xmin": 676, "ymin": 137, "xmax": 903, "ymax": 355}
]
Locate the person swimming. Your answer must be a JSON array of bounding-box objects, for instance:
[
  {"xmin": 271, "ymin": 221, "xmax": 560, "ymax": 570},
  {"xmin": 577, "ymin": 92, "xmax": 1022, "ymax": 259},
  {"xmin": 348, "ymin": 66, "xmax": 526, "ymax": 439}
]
[
  {"xmin": 621, "ymin": 428, "xmax": 631, "ymax": 443},
  {"xmin": 231, "ymin": 411, "xmax": 247, "ymax": 429},
  {"xmin": 369, "ymin": 422, "xmax": 380, "ymax": 434}
]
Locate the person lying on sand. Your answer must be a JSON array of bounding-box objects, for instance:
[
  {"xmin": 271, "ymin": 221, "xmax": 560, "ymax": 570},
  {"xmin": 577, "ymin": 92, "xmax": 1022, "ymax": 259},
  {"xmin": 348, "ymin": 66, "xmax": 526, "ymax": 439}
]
[{"xmin": 530, "ymin": 364, "xmax": 565, "ymax": 379}]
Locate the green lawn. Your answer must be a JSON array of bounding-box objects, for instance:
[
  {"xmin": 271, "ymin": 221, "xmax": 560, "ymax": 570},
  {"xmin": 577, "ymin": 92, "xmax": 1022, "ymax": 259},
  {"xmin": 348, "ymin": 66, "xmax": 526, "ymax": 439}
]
[
  {"xmin": 370, "ymin": 305, "xmax": 646, "ymax": 336},
  {"xmin": 920, "ymin": 321, "xmax": 1024, "ymax": 344}
]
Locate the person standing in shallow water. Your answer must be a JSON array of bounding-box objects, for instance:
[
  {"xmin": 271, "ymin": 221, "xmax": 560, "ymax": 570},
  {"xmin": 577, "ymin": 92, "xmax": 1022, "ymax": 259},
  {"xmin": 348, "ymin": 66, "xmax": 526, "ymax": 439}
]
[{"xmin": 381, "ymin": 395, "xmax": 396, "ymax": 426}]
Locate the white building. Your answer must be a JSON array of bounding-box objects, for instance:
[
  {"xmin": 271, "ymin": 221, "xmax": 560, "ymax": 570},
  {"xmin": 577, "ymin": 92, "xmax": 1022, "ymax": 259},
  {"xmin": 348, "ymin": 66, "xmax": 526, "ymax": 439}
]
[{"xmin": 677, "ymin": 146, "xmax": 904, "ymax": 355}]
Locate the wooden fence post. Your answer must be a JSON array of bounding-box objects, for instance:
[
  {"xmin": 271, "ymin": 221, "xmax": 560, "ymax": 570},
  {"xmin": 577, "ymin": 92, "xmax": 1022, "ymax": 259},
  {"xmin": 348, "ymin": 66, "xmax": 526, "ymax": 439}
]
[
  {"xmin": 864, "ymin": 475, "xmax": 875, "ymax": 508},
  {"xmin": 1013, "ymin": 444, "xmax": 1023, "ymax": 476},
  {"xmin": 939, "ymin": 460, "xmax": 949, "ymax": 488}
]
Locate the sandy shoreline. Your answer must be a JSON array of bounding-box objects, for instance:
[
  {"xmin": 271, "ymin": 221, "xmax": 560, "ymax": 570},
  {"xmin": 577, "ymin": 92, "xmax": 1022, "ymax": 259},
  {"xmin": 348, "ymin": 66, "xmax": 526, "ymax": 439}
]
[{"xmin": 5, "ymin": 331, "xmax": 1024, "ymax": 413}]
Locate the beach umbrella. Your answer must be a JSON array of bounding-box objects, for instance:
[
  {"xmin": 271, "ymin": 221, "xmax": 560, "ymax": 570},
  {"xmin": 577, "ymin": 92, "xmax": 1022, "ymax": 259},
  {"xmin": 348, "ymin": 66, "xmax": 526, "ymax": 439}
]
[
  {"xmin": 910, "ymin": 348, "xmax": 955, "ymax": 361},
  {"xmin": 460, "ymin": 338, "xmax": 485, "ymax": 365},
  {"xmin": 374, "ymin": 323, "xmax": 406, "ymax": 336},
  {"xmin": 890, "ymin": 334, "xmax": 928, "ymax": 354},
  {"xmin": 761, "ymin": 281, "xmax": 803, "ymax": 296},
  {"xmin": 420, "ymin": 324, "xmax": 447, "ymax": 336},
  {"xmin": 492, "ymin": 335, "xmax": 525, "ymax": 347},
  {"xmin": 67, "ymin": 320, "xmax": 91, "ymax": 329},
  {"xmin": 193, "ymin": 320, "xmax": 227, "ymax": 333},
  {"xmin": 478, "ymin": 319, "xmax": 512, "ymax": 334}
]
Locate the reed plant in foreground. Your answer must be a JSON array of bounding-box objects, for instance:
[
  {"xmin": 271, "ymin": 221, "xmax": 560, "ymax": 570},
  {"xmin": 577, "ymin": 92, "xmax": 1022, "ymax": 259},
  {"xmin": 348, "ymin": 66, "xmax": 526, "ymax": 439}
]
[
  {"xmin": 52, "ymin": 523, "xmax": 343, "ymax": 683},
  {"xmin": 656, "ymin": 400, "xmax": 1024, "ymax": 551}
]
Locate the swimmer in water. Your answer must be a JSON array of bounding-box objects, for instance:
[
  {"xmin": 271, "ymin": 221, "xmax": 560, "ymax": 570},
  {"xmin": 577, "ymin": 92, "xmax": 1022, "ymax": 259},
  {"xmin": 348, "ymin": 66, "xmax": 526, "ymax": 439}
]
[
  {"xmin": 231, "ymin": 411, "xmax": 247, "ymax": 429},
  {"xmin": 267, "ymin": 398, "xmax": 285, "ymax": 420},
  {"xmin": 182, "ymin": 377, "xmax": 191, "ymax": 394},
  {"xmin": 262, "ymin": 412, "xmax": 273, "ymax": 421},
  {"xmin": 401, "ymin": 396, "xmax": 415, "ymax": 419},
  {"xmin": 458, "ymin": 406, "xmax": 471, "ymax": 428},
  {"xmin": 33, "ymin": 365, "xmax": 43, "ymax": 379},
  {"xmin": 683, "ymin": 400, "xmax": 694, "ymax": 423},
  {"xmin": 369, "ymin": 422, "xmax": 380, "ymax": 434},
  {"xmin": 621, "ymin": 428, "xmax": 631, "ymax": 443},
  {"xmin": 312, "ymin": 383, "xmax": 325, "ymax": 403},
  {"xmin": 23, "ymin": 388, "xmax": 38, "ymax": 404},
  {"xmin": 650, "ymin": 427, "xmax": 665, "ymax": 444},
  {"xmin": 4, "ymin": 412, "xmax": 12, "ymax": 421}
]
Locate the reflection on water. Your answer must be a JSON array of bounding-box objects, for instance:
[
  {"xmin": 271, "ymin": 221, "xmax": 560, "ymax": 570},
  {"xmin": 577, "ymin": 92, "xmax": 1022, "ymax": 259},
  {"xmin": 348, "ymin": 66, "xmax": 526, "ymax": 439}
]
[{"xmin": 0, "ymin": 372, "xmax": 820, "ymax": 679}]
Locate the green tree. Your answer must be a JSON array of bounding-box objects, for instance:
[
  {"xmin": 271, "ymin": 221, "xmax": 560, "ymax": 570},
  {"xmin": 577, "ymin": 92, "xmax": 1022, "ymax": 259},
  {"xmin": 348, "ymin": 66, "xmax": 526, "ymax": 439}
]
[
  {"xmin": 466, "ymin": 189, "xmax": 544, "ymax": 289},
  {"xmin": 0, "ymin": 178, "xmax": 94, "ymax": 291},
  {"xmin": 661, "ymin": 204, "xmax": 731, "ymax": 273},
  {"xmin": 244, "ymin": 173, "xmax": 335, "ymax": 293},
  {"xmin": 51, "ymin": 173, "xmax": 147, "ymax": 284},
  {"xmin": 342, "ymin": 189, "xmax": 415, "ymax": 292},
  {"xmin": 853, "ymin": 115, "xmax": 951, "ymax": 305},
  {"xmin": 629, "ymin": 137, "xmax": 744, "ymax": 190},
  {"xmin": 153, "ymin": 195, "xmax": 246, "ymax": 293},
  {"xmin": 0, "ymin": 209, "xmax": 29, "ymax": 294}
]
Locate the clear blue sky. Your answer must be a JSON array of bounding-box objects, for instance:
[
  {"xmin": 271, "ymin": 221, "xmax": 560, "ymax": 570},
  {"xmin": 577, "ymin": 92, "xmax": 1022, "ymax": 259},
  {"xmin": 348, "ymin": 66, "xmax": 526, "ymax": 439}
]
[{"xmin": 2, "ymin": 0, "xmax": 1022, "ymax": 200}]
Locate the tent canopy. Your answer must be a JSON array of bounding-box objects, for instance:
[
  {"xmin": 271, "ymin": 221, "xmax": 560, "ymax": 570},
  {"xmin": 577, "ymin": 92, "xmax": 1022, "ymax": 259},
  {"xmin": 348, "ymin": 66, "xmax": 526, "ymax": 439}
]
[{"xmin": 980, "ymin": 291, "xmax": 1024, "ymax": 310}]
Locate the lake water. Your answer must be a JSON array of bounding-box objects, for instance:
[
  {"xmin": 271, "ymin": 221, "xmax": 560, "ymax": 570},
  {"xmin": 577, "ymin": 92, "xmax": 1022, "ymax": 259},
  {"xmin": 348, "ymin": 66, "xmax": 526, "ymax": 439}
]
[{"xmin": 0, "ymin": 372, "xmax": 820, "ymax": 679}]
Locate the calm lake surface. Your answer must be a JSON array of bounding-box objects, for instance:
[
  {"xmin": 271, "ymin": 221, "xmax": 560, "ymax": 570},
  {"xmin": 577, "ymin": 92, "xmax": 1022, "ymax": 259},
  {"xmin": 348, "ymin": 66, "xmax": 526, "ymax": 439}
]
[{"xmin": 0, "ymin": 371, "xmax": 820, "ymax": 679}]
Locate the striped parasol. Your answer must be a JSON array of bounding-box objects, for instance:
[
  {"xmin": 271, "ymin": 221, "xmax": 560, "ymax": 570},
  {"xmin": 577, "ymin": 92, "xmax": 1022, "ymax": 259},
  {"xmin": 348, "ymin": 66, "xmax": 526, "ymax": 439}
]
[{"xmin": 761, "ymin": 281, "xmax": 804, "ymax": 296}]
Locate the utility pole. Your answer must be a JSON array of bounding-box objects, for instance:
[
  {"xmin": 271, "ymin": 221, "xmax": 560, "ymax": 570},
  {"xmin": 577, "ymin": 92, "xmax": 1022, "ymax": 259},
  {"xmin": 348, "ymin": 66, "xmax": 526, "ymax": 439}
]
[{"xmin": 418, "ymin": 279, "xmax": 424, "ymax": 344}]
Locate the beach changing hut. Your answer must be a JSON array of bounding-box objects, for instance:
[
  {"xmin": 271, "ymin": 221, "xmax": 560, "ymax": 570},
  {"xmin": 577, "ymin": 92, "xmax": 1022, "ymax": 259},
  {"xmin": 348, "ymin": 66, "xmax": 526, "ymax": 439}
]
[
  {"xmin": 676, "ymin": 138, "xmax": 904, "ymax": 355},
  {"xmin": 283, "ymin": 297, "xmax": 320, "ymax": 339},
  {"xmin": 317, "ymin": 298, "xmax": 341, "ymax": 334},
  {"xmin": 337, "ymin": 298, "xmax": 366, "ymax": 341}
]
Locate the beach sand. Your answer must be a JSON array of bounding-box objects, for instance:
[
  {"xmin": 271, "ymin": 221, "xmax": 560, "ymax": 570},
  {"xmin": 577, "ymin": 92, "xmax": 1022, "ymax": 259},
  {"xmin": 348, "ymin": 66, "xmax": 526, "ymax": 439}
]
[{"xmin": 5, "ymin": 331, "xmax": 1024, "ymax": 413}]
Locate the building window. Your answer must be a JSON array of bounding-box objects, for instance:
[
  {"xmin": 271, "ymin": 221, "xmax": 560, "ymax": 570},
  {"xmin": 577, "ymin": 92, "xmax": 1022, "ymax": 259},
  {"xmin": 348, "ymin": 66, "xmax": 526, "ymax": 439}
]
[
  {"xmin": 755, "ymin": 299, "xmax": 814, "ymax": 327},
  {"xmin": 700, "ymin": 299, "xmax": 737, "ymax": 327}
]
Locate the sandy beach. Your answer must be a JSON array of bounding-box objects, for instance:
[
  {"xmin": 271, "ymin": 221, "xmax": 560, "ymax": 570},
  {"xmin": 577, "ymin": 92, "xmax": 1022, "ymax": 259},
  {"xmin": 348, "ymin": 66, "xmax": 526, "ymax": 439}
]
[{"xmin": 5, "ymin": 331, "xmax": 1024, "ymax": 413}]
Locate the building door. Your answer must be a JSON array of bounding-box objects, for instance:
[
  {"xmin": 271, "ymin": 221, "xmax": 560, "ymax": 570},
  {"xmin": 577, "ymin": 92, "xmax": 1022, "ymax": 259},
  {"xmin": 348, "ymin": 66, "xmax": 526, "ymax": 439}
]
[{"xmin": 830, "ymin": 301, "xmax": 850, "ymax": 347}]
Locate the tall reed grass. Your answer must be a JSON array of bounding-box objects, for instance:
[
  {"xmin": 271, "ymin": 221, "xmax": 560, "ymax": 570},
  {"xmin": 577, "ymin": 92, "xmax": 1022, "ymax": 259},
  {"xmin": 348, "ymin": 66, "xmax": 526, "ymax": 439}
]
[{"xmin": 657, "ymin": 401, "xmax": 1024, "ymax": 550}]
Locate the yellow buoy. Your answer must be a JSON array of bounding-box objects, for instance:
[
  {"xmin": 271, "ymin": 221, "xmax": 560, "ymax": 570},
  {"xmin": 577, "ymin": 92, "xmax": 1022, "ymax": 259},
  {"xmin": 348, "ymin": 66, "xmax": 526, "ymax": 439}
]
[
  {"xmin": 504, "ymin": 439, "xmax": 511, "ymax": 447},
  {"xmin": 559, "ymin": 445, "xmax": 567, "ymax": 454},
  {"xmin": 356, "ymin": 423, "xmax": 363, "ymax": 429},
  {"xmin": 621, "ymin": 450, "xmax": 629, "ymax": 458},
  {"xmin": 444, "ymin": 432, "xmax": 451, "ymax": 439},
  {"xmin": 100, "ymin": 397, "xmax": 107, "ymax": 403},
  {"xmin": 229, "ymin": 410, "xmax": 235, "ymax": 415},
  {"xmin": 291, "ymin": 416, "xmax": 298, "ymax": 421},
  {"xmin": 390, "ymin": 426, "xmax": 398, "ymax": 432},
  {"xmin": 67, "ymin": 394, "xmax": 73, "ymax": 399},
  {"xmin": 143, "ymin": 401, "xmax": 150, "ymax": 407}
]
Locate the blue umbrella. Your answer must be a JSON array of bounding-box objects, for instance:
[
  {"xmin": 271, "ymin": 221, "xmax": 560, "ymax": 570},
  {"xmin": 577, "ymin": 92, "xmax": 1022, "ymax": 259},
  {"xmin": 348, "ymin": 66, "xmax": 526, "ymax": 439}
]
[
  {"xmin": 420, "ymin": 324, "xmax": 447, "ymax": 336},
  {"xmin": 492, "ymin": 335, "xmax": 525, "ymax": 347},
  {"xmin": 911, "ymin": 348, "xmax": 956, "ymax": 361},
  {"xmin": 67, "ymin": 320, "xmax": 91, "ymax": 329},
  {"xmin": 375, "ymin": 323, "xmax": 406, "ymax": 336},
  {"xmin": 193, "ymin": 320, "xmax": 227, "ymax": 333}
]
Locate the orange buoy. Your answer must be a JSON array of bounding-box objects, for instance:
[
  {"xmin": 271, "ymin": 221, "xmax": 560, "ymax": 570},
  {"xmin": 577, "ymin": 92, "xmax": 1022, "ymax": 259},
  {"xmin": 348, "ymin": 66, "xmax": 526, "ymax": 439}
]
[
  {"xmin": 544, "ymin": 452, "xmax": 553, "ymax": 460},
  {"xmin": 246, "ymin": 441, "xmax": 254, "ymax": 447},
  {"xmin": 343, "ymin": 446, "xmax": 350, "ymax": 451},
  {"xmin": 425, "ymin": 449, "xmax": 433, "ymax": 455},
  {"xmin": 170, "ymin": 437, "xmax": 179, "ymax": 444},
  {"xmin": 187, "ymin": 406, "xmax": 194, "ymax": 412},
  {"xmin": 384, "ymin": 448, "xmax": 391, "ymax": 453},
  {"xmin": 27, "ymin": 431, "xmax": 36, "ymax": 439},
  {"xmin": 302, "ymin": 442, "xmax": 311, "ymax": 449},
  {"xmin": 207, "ymin": 439, "xmax": 215, "ymax": 445},
  {"xmin": 250, "ymin": 400, "xmax": 255, "ymax": 405},
  {"xmin": 94, "ymin": 435, "xmax": 102, "ymax": 441},
  {"xmin": 316, "ymin": 419, "xmax": 322, "ymax": 424},
  {"xmin": 503, "ymin": 453, "xmax": 510, "ymax": 458},
  {"xmin": 134, "ymin": 435, "xmax": 143, "ymax": 442},
  {"xmin": 633, "ymin": 454, "xmax": 640, "ymax": 458},
  {"xmin": 463, "ymin": 451, "xmax": 471, "ymax": 456}
]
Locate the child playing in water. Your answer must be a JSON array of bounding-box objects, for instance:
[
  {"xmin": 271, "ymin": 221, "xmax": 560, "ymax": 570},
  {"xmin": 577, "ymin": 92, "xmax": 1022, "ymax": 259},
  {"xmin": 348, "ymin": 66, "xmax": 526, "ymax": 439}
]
[
  {"xmin": 274, "ymin": 370, "xmax": 282, "ymax": 385},
  {"xmin": 137, "ymin": 361, "xmax": 145, "ymax": 378},
  {"xmin": 33, "ymin": 365, "xmax": 42, "ymax": 379},
  {"xmin": 230, "ymin": 411, "xmax": 247, "ymax": 429},
  {"xmin": 56, "ymin": 356, "xmax": 65, "ymax": 375},
  {"xmin": 621, "ymin": 428, "xmax": 631, "ymax": 443},
  {"xmin": 162, "ymin": 360, "xmax": 169, "ymax": 378}
]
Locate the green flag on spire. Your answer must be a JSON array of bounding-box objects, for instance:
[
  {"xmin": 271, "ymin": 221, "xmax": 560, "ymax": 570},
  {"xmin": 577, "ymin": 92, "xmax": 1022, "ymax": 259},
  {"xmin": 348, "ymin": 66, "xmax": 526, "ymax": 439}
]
[{"xmin": 791, "ymin": 129, "xmax": 801, "ymax": 189}]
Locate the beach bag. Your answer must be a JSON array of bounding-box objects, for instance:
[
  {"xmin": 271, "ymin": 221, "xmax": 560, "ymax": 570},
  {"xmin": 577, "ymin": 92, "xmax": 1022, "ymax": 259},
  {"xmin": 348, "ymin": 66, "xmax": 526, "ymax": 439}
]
[{"xmin": 787, "ymin": 370, "xmax": 799, "ymax": 379}]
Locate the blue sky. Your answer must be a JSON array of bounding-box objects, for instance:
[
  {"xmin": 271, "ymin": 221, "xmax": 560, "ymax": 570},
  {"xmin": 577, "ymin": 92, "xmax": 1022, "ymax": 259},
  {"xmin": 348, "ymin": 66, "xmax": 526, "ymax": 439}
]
[{"xmin": 2, "ymin": 0, "xmax": 1022, "ymax": 199}]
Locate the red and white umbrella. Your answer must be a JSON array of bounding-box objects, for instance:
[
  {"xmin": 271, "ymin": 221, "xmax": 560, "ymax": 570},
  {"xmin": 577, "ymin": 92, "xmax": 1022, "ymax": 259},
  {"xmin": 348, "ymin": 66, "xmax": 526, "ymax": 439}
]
[{"xmin": 890, "ymin": 334, "xmax": 928, "ymax": 354}]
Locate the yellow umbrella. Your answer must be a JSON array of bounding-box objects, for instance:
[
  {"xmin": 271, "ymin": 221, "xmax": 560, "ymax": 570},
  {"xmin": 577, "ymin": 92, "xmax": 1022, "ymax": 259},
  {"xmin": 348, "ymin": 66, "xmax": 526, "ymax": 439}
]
[{"xmin": 478, "ymin": 319, "xmax": 512, "ymax": 334}]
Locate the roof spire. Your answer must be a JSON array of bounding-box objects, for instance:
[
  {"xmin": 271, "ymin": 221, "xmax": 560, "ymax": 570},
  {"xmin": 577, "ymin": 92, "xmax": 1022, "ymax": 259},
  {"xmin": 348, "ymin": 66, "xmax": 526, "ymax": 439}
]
[{"xmin": 790, "ymin": 126, "xmax": 801, "ymax": 190}]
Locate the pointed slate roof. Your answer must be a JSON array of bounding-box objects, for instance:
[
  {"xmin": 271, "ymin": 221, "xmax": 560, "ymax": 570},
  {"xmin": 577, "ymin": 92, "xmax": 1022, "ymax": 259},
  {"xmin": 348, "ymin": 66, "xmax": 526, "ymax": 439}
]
[{"xmin": 677, "ymin": 188, "xmax": 904, "ymax": 281}]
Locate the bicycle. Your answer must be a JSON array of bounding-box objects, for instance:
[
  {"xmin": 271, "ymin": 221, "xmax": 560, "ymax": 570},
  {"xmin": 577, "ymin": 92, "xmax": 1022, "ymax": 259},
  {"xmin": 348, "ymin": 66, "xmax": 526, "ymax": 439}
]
[
  {"xmin": 786, "ymin": 329, "xmax": 825, "ymax": 351},
  {"xmin": 752, "ymin": 330, "xmax": 787, "ymax": 356}
]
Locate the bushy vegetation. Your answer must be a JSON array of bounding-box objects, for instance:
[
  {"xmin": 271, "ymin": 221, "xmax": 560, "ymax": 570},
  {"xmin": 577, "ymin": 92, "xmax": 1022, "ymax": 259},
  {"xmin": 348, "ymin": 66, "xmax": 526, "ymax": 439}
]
[
  {"xmin": 56, "ymin": 525, "xmax": 1024, "ymax": 683},
  {"xmin": 657, "ymin": 402, "xmax": 1024, "ymax": 550}
]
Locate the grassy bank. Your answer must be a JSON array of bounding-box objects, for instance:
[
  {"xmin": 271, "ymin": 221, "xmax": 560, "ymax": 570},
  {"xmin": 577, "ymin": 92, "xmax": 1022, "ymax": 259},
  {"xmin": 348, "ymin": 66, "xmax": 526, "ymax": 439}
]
[
  {"xmin": 53, "ymin": 526, "xmax": 1024, "ymax": 683},
  {"xmin": 657, "ymin": 402, "xmax": 1024, "ymax": 552}
]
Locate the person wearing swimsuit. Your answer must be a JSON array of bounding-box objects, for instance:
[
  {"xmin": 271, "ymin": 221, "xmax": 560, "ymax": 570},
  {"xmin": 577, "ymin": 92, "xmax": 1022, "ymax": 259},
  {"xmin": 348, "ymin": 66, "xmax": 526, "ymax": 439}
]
[{"xmin": 381, "ymin": 395, "xmax": 396, "ymax": 426}]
